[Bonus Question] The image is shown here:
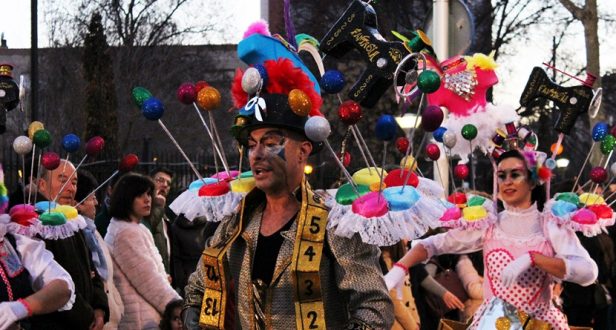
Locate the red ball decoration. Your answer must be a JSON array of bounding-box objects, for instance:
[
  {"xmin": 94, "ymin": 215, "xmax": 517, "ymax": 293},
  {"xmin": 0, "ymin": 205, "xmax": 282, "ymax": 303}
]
[
  {"xmin": 610, "ymin": 125, "xmax": 616, "ymax": 138},
  {"xmin": 198, "ymin": 181, "xmax": 230, "ymax": 197},
  {"xmin": 590, "ymin": 166, "xmax": 607, "ymax": 183},
  {"xmin": 454, "ymin": 164, "xmax": 469, "ymax": 180},
  {"xmin": 41, "ymin": 152, "xmax": 60, "ymax": 171},
  {"xmin": 384, "ymin": 169, "xmax": 418, "ymax": 187},
  {"xmin": 338, "ymin": 100, "xmax": 362, "ymax": 125},
  {"xmin": 195, "ymin": 80, "xmax": 209, "ymax": 93},
  {"xmin": 337, "ymin": 151, "xmax": 351, "ymax": 167},
  {"xmin": 537, "ymin": 167, "xmax": 552, "ymax": 181},
  {"xmin": 395, "ymin": 137, "xmax": 410, "ymax": 154},
  {"xmin": 425, "ymin": 143, "xmax": 441, "ymax": 160},
  {"xmin": 176, "ymin": 83, "xmax": 196, "ymax": 105},
  {"xmin": 587, "ymin": 204, "xmax": 613, "ymax": 219},
  {"xmin": 119, "ymin": 154, "xmax": 139, "ymax": 172},
  {"xmin": 421, "ymin": 105, "xmax": 444, "ymax": 132},
  {"xmin": 448, "ymin": 192, "xmax": 467, "ymax": 205},
  {"xmin": 85, "ymin": 136, "xmax": 105, "ymax": 156}
]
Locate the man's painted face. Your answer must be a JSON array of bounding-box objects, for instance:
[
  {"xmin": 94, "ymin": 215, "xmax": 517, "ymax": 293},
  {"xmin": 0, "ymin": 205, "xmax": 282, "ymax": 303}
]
[{"xmin": 247, "ymin": 128, "xmax": 302, "ymax": 194}]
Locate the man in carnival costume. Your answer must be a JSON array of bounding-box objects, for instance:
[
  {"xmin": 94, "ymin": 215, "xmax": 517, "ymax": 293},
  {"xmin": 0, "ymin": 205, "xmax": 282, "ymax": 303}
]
[
  {"xmin": 183, "ymin": 28, "xmax": 393, "ymax": 329},
  {"xmin": 31, "ymin": 160, "xmax": 109, "ymax": 329}
]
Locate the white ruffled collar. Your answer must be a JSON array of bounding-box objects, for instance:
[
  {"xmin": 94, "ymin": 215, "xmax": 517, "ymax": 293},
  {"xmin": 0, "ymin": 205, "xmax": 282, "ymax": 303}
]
[{"xmin": 502, "ymin": 202, "xmax": 538, "ymax": 214}]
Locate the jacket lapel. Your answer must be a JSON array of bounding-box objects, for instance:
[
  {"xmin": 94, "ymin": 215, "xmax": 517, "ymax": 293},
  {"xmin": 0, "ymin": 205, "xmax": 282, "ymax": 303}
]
[{"xmin": 270, "ymin": 220, "xmax": 297, "ymax": 286}]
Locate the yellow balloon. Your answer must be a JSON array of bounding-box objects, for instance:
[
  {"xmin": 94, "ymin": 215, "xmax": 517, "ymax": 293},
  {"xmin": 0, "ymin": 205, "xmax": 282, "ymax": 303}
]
[
  {"xmin": 579, "ymin": 193, "xmax": 605, "ymax": 205},
  {"xmin": 28, "ymin": 121, "xmax": 44, "ymax": 139},
  {"xmin": 288, "ymin": 89, "xmax": 311, "ymax": 117},
  {"xmin": 197, "ymin": 86, "xmax": 221, "ymax": 111},
  {"xmin": 400, "ymin": 156, "xmax": 418, "ymax": 172},
  {"xmin": 462, "ymin": 205, "xmax": 487, "ymax": 221},
  {"xmin": 352, "ymin": 167, "xmax": 387, "ymax": 186},
  {"xmin": 230, "ymin": 177, "xmax": 255, "ymax": 194},
  {"xmin": 52, "ymin": 205, "xmax": 79, "ymax": 220}
]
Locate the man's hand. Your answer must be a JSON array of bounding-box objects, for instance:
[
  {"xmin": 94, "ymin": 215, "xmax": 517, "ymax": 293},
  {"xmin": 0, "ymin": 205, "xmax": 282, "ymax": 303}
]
[
  {"xmin": 501, "ymin": 253, "xmax": 533, "ymax": 287},
  {"xmin": 442, "ymin": 291, "xmax": 464, "ymax": 310},
  {"xmin": 0, "ymin": 301, "xmax": 28, "ymax": 329},
  {"xmin": 154, "ymin": 193, "xmax": 166, "ymax": 208},
  {"xmin": 89, "ymin": 309, "xmax": 105, "ymax": 330}
]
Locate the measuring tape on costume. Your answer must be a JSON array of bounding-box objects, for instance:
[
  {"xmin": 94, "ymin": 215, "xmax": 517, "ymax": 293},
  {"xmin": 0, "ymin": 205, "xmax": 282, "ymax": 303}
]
[{"xmin": 199, "ymin": 180, "xmax": 329, "ymax": 329}]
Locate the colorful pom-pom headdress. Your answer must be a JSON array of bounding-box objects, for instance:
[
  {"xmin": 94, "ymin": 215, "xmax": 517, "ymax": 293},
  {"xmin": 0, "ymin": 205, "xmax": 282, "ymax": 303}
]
[{"xmin": 230, "ymin": 23, "xmax": 324, "ymax": 153}]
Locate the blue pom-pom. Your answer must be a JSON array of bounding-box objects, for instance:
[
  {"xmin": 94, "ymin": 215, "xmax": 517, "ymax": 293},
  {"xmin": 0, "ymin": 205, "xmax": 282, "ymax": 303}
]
[
  {"xmin": 433, "ymin": 127, "xmax": 447, "ymax": 142},
  {"xmin": 592, "ymin": 122, "xmax": 609, "ymax": 142},
  {"xmin": 62, "ymin": 133, "xmax": 81, "ymax": 153},
  {"xmin": 320, "ymin": 70, "xmax": 345, "ymax": 94},
  {"xmin": 142, "ymin": 97, "xmax": 165, "ymax": 120},
  {"xmin": 375, "ymin": 114, "xmax": 397, "ymax": 141},
  {"xmin": 253, "ymin": 64, "xmax": 268, "ymax": 86}
]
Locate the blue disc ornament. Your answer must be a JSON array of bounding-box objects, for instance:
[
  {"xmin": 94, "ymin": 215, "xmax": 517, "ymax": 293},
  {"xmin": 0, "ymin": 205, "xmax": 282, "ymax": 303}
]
[
  {"xmin": 433, "ymin": 127, "xmax": 447, "ymax": 142},
  {"xmin": 375, "ymin": 114, "xmax": 397, "ymax": 141},
  {"xmin": 62, "ymin": 134, "xmax": 81, "ymax": 153},
  {"xmin": 592, "ymin": 122, "xmax": 609, "ymax": 142},
  {"xmin": 253, "ymin": 64, "xmax": 268, "ymax": 87},
  {"xmin": 320, "ymin": 70, "xmax": 345, "ymax": 94},
  {"xmin": 142, "ymin": 97, "xmax": 165, "ymax": 120}
]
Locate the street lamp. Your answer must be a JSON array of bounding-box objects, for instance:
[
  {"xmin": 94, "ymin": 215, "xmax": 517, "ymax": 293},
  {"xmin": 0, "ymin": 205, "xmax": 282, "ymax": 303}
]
[{"xmin": 556, "ymin": 158, "xmax": 570, "ymax": 168}]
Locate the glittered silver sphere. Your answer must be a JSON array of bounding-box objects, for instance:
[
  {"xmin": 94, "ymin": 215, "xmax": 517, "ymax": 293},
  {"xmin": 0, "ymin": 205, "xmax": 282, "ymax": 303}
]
[
  {"xmin": 304, "ymin": 116, "xmax": 331, "ymax": 142},
  {"xmin": 13, "ymin": 136, "xmax": 33, "ymax": 155},
  {"xmin": 241, "ymin": 67, "xmax": 262, "ymax": 95},
  {"xmin": 442, "ymin": 131, "xmax": 457, "ymax": 149}
]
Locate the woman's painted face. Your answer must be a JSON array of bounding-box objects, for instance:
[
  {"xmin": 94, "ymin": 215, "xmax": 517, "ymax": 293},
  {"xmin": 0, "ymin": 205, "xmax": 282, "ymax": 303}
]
[{"xmin": 497, "ymin": 157, "xmax": 534, "ymax": 209}]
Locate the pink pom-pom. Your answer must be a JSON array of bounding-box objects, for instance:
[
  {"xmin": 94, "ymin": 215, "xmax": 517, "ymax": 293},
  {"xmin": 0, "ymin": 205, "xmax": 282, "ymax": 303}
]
[{"xmin": 243, "ymin": 20, "xmax": 271, "ymax": 39}]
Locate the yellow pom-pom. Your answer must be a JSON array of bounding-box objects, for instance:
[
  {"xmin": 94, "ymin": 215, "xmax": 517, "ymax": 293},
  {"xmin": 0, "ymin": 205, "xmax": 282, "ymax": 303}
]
[
  {"xmin": 230, "ymin": 177, "xmax": 255, "ymax": 194},
  {"xmin": 462, "ymin": 205, "xmax": 487, "ymax": 222},
  {"xmin": 369, "ymin": 181, "xmax": 386, "ymax": 192},
  {"xmin": 400, "ymin": 156, "xmax": 418, "ymax": 172},
  {"xmin": 579, "ymin": 193, "xmax": 605, "ymax": 205},
  {"xmin": 352, "ymin": 167, "xmax": 387, "ymax": 186},
  {"xmin": 464, "ymin": 53, "xmax": 497, "ymax": 71},
  {"xmin": 52, "ymin": 205, "xmax": 79, "ymax": 220}
]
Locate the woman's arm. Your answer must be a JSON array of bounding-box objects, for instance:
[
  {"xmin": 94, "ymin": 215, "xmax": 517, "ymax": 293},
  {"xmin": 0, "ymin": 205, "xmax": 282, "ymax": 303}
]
[
  {"xmin": 24, "ymin": 279, "xmax": 71, "ymax": 314},
  {"xmin": 544, "ymin": 221, "xmax": 598, "ymax": 285}
]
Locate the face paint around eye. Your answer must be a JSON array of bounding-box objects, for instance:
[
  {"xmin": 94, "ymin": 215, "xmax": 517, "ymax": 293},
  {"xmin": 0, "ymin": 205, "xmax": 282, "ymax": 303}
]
[{"xmin": 496, "ymin": 168, "xmax": 527, "ymax": 183}]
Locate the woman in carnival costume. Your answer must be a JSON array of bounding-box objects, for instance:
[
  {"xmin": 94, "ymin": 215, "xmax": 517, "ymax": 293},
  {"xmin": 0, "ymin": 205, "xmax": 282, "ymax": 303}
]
[{"xmin": 384, "ymin": 146, "xmax": 599, "ymax": 329}]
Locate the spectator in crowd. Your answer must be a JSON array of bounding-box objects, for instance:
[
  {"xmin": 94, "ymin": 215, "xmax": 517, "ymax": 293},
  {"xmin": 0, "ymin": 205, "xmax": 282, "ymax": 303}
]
[
  {"xmin": 160, "ymin": 299, "xmax": 184, "ymax": 330},
  {"xmin": 142, "ymin": 167, "xmax": 173, "ymax": 274},
  {"xmin": 75, "ymin": 169, "xmax": 124, "ymax": 329},
  {"xmin": 105, "ymin": 173, "xmax": 180, "ymax": 329}
]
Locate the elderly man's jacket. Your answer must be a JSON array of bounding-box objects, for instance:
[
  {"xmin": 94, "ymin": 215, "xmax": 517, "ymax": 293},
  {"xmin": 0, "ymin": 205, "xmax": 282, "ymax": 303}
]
[{"xmin": 185, "ymin": 189, "xmax": 394, "ymax": 329}]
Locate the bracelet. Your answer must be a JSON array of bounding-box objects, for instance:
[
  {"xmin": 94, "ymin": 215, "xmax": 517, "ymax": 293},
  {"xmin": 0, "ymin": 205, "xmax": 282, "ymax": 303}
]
[
  {"xmin": 393, "ymin": 262, "xmax": 409, "ymax": 275},
  {"xmin": 529, "ymin": 251, "xmax": 541, "ymax": 267},
  {"xmin": 18, "ymin": 298, "xmax": 33, "ymax": 317}
]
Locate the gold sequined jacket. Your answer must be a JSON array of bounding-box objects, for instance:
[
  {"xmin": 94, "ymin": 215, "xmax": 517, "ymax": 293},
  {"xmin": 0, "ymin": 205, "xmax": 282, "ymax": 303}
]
[{"xmin": 184, "ymin": 191, "xmax": 394, "ymax": 329}]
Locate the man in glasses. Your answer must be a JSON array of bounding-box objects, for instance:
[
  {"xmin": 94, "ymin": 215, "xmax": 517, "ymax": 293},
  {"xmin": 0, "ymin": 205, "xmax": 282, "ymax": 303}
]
[{"xmin": 143, "ymin": 167, "xmax": 174, "ymax": 275}]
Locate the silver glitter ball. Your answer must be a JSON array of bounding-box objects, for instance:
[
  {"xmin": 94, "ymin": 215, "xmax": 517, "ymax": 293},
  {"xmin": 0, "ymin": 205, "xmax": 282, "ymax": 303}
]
[
  {"xmin": 241, "ymin": 67, "xmax": 262, "ymax": 95},
  {"xmin": 442, "ymin": 131, "xmax": 457, "ymax": 149},
  {"xmin": 304, "ymin": 116, "xmax": 331, "ymax": 142},
  {"xmin": 13, "ymin": 135, "xmax": 33, "ymax": 155}
]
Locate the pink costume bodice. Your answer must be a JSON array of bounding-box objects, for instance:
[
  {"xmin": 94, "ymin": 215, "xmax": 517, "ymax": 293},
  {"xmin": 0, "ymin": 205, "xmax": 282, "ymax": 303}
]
[{"xmin": 469, "ymin": 218, "xmax": 569, "ymax": 329}]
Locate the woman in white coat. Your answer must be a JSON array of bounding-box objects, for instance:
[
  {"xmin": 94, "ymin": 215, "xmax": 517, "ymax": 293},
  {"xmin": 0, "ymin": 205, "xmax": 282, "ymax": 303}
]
[{"xmin": 105, "ymin": 173, "xmax": 180, "ymax": 329}]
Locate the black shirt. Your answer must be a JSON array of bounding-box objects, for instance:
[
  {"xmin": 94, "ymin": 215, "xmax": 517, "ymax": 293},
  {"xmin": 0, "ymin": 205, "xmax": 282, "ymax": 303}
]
[{"xmin": 252, "ymin": 214, "xmax": 296, "ymax": 285}]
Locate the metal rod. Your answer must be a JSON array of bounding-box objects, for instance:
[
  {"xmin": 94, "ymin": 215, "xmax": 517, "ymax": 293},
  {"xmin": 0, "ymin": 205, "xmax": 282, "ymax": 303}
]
[
  {"xmin": 209, "ymin": 112, "xmax": 230, "ymax": 174},
  {"xmin": 157, "ymin": 119, "xmax": 204, "ymax": 182},
  {"xmin": 191, "ymin": 103, "xmax": 229, "ymax": 176},
  {"xmin": 76, "ymin": 170, "xmax": 119, "ymax": 207},
  {"xmin": 572, "ymin": 143, "xmax": 595, "ymax": 192},
  {"xmin": 350, "ymin": 125, "xmax": 372, "ymax": 174},
  {"xmin": 324, "ymin": 141, "xmax": 360, "ymax": 197},
  {"xmin": 27, "ymin": 145, "xmax": 36, "ymax": 204},
  {"xmin": 52, "ymin": 155, "xmax": 87, "ymax": 203}
]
